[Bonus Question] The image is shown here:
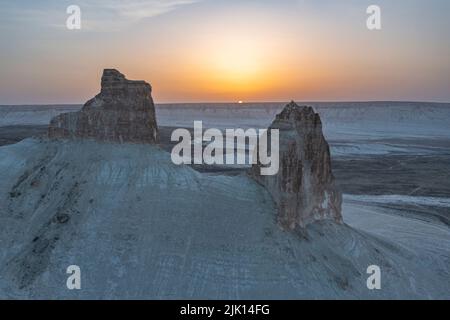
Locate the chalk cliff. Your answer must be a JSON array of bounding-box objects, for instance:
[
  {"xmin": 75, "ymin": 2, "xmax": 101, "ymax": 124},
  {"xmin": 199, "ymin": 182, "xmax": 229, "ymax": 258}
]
[{"xmin": 251, "ymin": 101, "xmax": 342, "ymax": 229}]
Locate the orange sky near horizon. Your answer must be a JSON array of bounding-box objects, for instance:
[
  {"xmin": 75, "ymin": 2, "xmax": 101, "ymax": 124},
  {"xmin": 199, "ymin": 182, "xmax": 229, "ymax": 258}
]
[{"xmin": 0, "ymin": 0, "xmax": 449, "ymax": 104}]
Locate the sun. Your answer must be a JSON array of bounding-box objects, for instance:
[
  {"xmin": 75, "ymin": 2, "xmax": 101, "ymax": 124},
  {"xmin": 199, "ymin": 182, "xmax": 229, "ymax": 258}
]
[{"xmin": 238, "ymin": 100, "xmax": 243, "ymax": 104}]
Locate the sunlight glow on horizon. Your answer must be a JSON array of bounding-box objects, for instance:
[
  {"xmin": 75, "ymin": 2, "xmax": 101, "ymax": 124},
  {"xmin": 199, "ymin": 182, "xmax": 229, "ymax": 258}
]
[{"xmin": 0, "ymin": 0, "xmax": 449, "ymax": 104}]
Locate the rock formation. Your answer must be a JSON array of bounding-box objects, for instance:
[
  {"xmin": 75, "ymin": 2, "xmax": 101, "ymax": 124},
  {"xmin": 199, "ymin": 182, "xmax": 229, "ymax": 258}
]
[
  {"xmin": 48, "ymin": 69, "xmax": 158, "ymax": 143},
  {"xmin": 251, "ymin": 101, "xmax": 342, "ymax": 229}
]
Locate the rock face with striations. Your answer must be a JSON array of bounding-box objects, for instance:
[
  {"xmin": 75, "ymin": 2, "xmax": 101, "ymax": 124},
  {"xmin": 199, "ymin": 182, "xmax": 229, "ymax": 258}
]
[
  {"xmin": 251, "ymin": 101, "xmax": 342, "ymax": 229},
  {"xmin": 48, "ymin": 69, "xmax": 158, "ymax": 143}
]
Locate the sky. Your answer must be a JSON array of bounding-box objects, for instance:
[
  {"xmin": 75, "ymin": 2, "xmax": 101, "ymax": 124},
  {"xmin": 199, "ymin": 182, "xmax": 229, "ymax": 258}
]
[{"xmin": 0, "ymin": 0, "xmax": 449, "ymax": 104}]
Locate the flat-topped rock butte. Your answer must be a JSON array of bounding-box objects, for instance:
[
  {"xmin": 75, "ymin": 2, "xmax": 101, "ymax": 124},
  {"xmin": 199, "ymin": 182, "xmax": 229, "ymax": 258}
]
[{"xmin": 48, "ymin": 69, "xmax": 158, "ymax": 144}]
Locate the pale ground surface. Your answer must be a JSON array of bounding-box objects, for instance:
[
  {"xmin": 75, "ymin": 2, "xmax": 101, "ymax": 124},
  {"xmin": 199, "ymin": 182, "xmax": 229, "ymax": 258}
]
[
  {"xmin": 0, "ymin": 102, "xmax": 449, "ymax": 299},
  {"xmin": 0, "ymin": 139, "xmax": 448, "ymax": 299}
]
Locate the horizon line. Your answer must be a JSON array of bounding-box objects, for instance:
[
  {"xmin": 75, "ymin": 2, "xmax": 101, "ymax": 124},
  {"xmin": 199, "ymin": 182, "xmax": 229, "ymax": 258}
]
[{"xmin": 1, "ymin": 100, "xmax": 450, "ymax": 107}]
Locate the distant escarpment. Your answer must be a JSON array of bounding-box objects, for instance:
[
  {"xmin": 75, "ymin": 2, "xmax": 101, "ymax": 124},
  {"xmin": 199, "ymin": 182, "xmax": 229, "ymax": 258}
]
[
  {"xmin": 48, "ymin": 69, "xmax": 158, "ymax": 143},
  {"xmin": 251, "ymin": 101, "xmax": 342, "ymax": 229}
]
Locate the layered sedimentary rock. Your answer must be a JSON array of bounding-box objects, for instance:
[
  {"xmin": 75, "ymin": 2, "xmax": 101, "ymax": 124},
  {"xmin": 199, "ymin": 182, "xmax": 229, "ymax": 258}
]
[
  {"xmin": 48, "ymin": 69, "xmax": 158, "ymax": 143},
  {"xmin": 251, "ymin": 101, "xmax": 342, "ymax": 229}
]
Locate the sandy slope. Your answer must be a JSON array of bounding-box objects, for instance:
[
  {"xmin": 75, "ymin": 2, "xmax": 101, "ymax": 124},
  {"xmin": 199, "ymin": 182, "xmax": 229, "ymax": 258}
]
[
  {"xmin": 344, "ymin": 200, "xmax": 450, "ymax": 299},
  {"xmin": 0, "ymin": 138, "xmax": 448, "ymax": 299}
]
